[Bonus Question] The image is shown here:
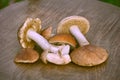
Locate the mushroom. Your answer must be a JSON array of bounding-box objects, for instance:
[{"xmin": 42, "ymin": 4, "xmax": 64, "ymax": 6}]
[
  {"xmin": 57, "ymin": 16, "xmax": 90, "ymax": 35},
  {"xmin": 41, "ymin": 26, "xmax": 53, "ymax": 40},
  {"xmin": 70, "ymin": 45, "xmax": 108, "ymax": 66},
  {"xmin": 18, "ymin": 18, "xmax": 41, "ymax": 48},
  {"xmin": 41, "ymin": 45, "xmax": 71, "ymax": 65},
  {"xmin": 18, "ymin": 18, "xmax": 59, "ymax": 52},
  {"xmin": 18, "ymin": 18, "xmax": 71, "ymax": 65},
  {"xmin": 57, "ymin": 16, "xmax": 108, "ymax": 66},
  {"xmin": 14, "ymin": 48, "xmax": 39, "ymax": 63},
  {"xmin": 49, "ymin": 33, "xmax": 77, "ymax": 48},
  {"xmin": 57, "ymin": 16, "xmax": 90, "ymax": 46}
]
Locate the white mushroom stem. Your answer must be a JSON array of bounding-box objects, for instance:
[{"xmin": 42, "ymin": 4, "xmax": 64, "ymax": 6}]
[
  {"xmin": 46, "ymin": 54, "xmax": 71, "ymax": 65},
  {"xmin": 27, "ymin": 30, "xmax": 58, "ymax": 52},
  {"xmin": 45, "ymin": 45, "xmax": 71, "ymax": 65},
  {"xmin": 70, "ymin": 25, "xmax": 89, "ymax": 46}
]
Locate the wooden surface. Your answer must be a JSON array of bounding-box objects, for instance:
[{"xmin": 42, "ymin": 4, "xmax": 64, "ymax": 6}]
[{"xmin": 0, "ymin": 0, "xmax": 120, "ymax": 80}]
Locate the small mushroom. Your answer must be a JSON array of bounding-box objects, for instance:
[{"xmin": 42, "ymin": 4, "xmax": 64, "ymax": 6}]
[
  {"xmin": 41, "ymin": 45, "xmax": 71, "ymax": 65},
  {"xmin": 49, "ymin": 33, "xmax": 77, "ymax": 48},
  {"xmin": 18, "ymin": 18, "xmax": 71, "ymax": 65},
  {"xmin": 41, "ymin": 26, "xmax": 52, "ymax": 40},
  {"xmin": 18, "ymin": 18, "xmax": 41, "ymax": 48},
  {"xmin": 14, "ymin": 48, "xmax": 39, "ymax": 63},
  {"xmin": 57, "ymin": 16, "xmax": 108, "ymax": 66}
]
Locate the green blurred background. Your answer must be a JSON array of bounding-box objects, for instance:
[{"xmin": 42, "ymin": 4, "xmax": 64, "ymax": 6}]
[
  {"xmin": 0, "ymin": 0, "xmax": 23, "ymax": 9},
  {"xmin": 0, "ymin": 0, "xmax": 120, "ymax": 9},
  {"xmin": 101, "ymin": 0, "xmax": 120, "ymax": 7}
]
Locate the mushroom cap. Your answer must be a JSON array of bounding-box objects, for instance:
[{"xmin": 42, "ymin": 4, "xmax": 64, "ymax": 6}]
[
  {"xmin": 57, "ymin": 16, "xmax": 90, "ymax": 35},
  {"xmin": 14, "ymin": 48, "xmax": 39, "ymax": 63},
  {"xmin": 18, "ymin": 18, "xmax": 41, "ymax": 48},
  {"xmin": 70, "ymin": 45, "xmax": 108, "ymax": 66},
  {"xmin": 41, "ymin": 26, "xmax": 52, "ymax": 40},
  {"xmin": 49, "ymin": 34, "xmax": 77, "ymax": 47}
]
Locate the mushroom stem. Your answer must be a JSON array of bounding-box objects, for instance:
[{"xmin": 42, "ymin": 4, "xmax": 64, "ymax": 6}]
[
  {"xmin": 46, "ymin": 45, "xmax": 71, "ymax": 65},
  {"xmin": 70, "ymin": 25, "xmax": 89, "ymax": 46},
  {"xmin": 27, "ymin": 30, "xmax": 58, "ymax": 52}
]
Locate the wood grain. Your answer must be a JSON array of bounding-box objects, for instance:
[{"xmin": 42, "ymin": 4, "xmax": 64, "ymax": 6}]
[{"xmin": 0, "ymin": 0, "xmax": 120, "ymax": 80}]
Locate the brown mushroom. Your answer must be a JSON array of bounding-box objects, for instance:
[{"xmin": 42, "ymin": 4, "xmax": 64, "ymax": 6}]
[
  {"xmin": 41, "ymin": 26, "xmax": 53, "ymax": 40},
  {"xmin": 14, "ymin": 48, "xmax": 39, "ymax": 63},
  {"xmin": 49, "ymin": 33, "xmax": 77, "ymax": 48},
  {"xmin": 57, "ymin": 16, "xmax": 108, "ymax": 66},
  {"xmin": 70, "ymin": 45, "xmax": 108, "ymax": 66}
]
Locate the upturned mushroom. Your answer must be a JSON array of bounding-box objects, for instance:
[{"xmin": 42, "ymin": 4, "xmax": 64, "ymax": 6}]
[
  {"xmin": 18, "ymin": 18, "xmax": 41, "ymax": 48},
  {"xmin": 14, "ymin": 48, "xmax": 39, "ymax": 63},
  {"xmin": 57, "ymin": 16, "xmax": 108, "ymax": 66},
  {"xmin": 57, "ymin": 16, "xmax": 90, "ymax": 46},
  {"xmin": 18, "ymin": 18, "xmax": 71, "ymax": 65}
]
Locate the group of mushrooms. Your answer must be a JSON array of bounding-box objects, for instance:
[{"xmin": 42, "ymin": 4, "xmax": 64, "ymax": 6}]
[{"xmin": 14, "ymin": 16, "xmax": 108, "ymax": 67}]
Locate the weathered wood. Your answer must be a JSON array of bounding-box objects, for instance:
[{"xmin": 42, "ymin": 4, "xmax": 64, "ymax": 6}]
[{"xmin": 0, "ymin": 0, "xmax": 120, "ymax": 80}]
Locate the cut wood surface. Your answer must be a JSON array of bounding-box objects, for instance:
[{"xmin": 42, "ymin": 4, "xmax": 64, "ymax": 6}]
[{"xmin": 0, "ymin": 0, "xmax": 120, "ymax": 80}]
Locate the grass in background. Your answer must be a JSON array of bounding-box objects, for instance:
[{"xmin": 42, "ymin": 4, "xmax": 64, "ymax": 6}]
[
  {"xmin": 0, "ymin": 0, "xmax": 23, "ymax": 9},
  {"xmin": 100, "ymin": 0, "xmax": 120, "ymax": 7},
  {"xmin": 0, "ymin": 0, "xmax": 9, "ymax": 9}
]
